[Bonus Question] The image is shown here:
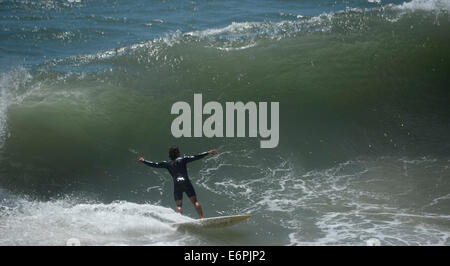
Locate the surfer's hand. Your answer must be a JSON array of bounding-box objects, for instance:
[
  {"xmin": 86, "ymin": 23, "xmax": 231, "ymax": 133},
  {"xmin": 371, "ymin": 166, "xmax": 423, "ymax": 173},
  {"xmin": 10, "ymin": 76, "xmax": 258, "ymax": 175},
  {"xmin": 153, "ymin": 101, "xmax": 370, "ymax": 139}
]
[
  {"xmin": 208, "ymin": 150, "xmax": 217, "ymax": 155},
  {"xmin": 138, "ymin": 157, "xmax": 145, "ymax": 162}
]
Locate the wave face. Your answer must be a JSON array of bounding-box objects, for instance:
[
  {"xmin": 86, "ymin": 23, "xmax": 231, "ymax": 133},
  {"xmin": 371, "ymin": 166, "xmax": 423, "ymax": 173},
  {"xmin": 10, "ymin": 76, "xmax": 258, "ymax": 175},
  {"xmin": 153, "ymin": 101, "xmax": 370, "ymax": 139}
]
[{"xmin": 1, "ymin": 0, "xmax": 450, "ymax": 245}]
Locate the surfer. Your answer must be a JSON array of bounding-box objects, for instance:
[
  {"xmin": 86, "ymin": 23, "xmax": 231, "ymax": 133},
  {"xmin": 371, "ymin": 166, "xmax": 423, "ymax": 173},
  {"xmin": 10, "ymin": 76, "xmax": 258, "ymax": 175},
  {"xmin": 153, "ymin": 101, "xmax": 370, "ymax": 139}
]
[{"xmin": 138, "ymin": 146, "xmax": 217, "ymax": 218}]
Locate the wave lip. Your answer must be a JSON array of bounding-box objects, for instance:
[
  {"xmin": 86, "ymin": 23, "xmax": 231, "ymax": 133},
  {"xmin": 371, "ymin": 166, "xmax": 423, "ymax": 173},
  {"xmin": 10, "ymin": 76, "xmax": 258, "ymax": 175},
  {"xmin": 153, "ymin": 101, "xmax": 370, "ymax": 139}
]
[
  {"xmin": 394, "ymin": 0, "xmax": 450, "ymax": 12},
  {"xmin": 27, "ymin": 0, "xmax": 449, "ymax": 72}
]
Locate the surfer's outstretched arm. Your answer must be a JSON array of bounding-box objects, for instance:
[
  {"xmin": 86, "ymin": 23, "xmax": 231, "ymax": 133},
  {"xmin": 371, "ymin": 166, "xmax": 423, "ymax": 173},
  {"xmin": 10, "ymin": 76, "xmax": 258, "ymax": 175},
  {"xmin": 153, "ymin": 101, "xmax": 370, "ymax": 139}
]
[
  {"xmin": 138, "ymin": 157, "xmax": 168, "ymax": 168},
  {"xmin": 184, "ymin": 150, "xmax": 217, "ymax": 163}
]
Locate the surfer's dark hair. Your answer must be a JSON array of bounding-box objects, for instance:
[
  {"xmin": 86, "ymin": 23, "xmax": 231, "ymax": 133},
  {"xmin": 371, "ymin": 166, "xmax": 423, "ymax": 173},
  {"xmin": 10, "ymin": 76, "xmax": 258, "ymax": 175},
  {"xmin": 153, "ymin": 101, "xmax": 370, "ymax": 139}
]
[{"xmin": 169, "ymin": 146, "xmax": 180, "ymax": 160}]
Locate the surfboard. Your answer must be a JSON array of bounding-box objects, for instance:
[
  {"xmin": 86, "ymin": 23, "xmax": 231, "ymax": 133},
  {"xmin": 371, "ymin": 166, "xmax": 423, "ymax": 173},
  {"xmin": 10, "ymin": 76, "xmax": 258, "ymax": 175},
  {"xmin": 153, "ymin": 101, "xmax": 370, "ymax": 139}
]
[{"xmin": 173, "ymin": 214, "xmax": 251, "ymax": 229}]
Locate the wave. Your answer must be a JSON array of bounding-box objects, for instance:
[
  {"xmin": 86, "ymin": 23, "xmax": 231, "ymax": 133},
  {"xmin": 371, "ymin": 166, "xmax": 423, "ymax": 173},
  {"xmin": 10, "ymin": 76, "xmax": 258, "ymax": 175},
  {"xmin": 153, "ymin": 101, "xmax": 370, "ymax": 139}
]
[
  {"xmin": 0, "ymin": 195, "xmax": 194, "ymax": 245},
  {"xmin": 0, "ymin": 0, "xmax": 449, "ymax": 195},
  {"xmin": 30, "ymin": 0, "xmax": 449, "ymax": 66}
]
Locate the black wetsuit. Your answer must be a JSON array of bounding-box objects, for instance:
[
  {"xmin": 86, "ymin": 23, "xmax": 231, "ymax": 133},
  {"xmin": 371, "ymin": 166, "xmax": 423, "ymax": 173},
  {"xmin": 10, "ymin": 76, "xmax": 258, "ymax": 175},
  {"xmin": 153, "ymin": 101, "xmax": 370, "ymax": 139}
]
[{"xmin": 142, "ymin": 152, "xmax": 209, "ymax": 203}]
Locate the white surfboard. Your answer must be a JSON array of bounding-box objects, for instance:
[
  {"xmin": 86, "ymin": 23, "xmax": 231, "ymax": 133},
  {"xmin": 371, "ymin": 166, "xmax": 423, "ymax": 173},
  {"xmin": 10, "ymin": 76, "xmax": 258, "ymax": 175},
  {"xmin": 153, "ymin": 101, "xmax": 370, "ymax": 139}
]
[{"xmin": 173, "ymin": 214, "xmax": 251, "ymax": 229}]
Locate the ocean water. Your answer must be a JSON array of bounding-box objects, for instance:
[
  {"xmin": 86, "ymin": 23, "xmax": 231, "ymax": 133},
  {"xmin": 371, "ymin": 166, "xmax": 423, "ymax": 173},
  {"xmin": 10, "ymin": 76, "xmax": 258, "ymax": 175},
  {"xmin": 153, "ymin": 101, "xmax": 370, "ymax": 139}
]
[{"xmin": 0, "ymin": 0, "xmax": 449, "ymax": 246}]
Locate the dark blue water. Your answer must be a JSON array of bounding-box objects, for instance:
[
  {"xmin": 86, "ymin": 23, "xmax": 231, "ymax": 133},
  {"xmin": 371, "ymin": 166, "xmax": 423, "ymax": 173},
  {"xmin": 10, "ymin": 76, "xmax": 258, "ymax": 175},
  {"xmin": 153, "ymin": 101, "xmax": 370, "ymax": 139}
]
[{"xmin": 0, "ymin": 0, "xmax": 396, "ymax": 69}]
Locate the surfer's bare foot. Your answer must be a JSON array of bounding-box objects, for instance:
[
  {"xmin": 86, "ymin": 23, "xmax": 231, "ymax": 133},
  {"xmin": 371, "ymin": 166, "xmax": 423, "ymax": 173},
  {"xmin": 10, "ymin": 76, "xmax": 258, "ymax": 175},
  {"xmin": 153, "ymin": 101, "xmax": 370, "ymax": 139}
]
[{"xmin": 175, "ymin": 200, "xmax": 183, "ymax": 214}]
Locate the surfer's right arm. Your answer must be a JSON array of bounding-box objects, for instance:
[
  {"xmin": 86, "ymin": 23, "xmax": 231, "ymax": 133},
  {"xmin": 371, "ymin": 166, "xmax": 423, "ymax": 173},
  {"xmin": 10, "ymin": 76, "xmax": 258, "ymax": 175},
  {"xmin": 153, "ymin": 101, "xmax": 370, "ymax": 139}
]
[
  {"xmin": 138, "ymin": 157, "xmax": 168, "ymax": 168},
  {"xmin": 183, "ymin": 150, "xmax": 218, "ymax": 163}
]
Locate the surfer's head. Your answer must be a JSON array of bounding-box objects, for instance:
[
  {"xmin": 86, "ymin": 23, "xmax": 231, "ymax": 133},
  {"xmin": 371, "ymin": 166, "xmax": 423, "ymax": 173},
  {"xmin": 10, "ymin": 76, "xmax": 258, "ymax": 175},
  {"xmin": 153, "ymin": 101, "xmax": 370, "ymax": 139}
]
[{"xmin": 169, "ymin": 145, "xmax": 180, "ymax": 160}]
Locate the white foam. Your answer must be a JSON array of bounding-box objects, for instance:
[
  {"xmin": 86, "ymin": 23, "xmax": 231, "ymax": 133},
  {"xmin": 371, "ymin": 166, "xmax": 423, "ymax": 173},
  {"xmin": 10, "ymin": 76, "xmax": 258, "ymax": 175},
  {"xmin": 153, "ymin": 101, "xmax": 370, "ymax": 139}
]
[
  {"xmin": 427, "ymin": 193, "xmax": 450, "ymax": 208},
  {"xmin": 215, "ymin": 42, "xmax": 257, "ymax": 52},
  {"xmin": 366, "ymin": 238, "xmax": 381, "ymax": 246},
  {"xmin": 0, "ymin": 199, "xmax": 195, "ymax": 245},
  {"xmin": 395, "ymin": 0, "xmax": 450, "ymax": 12},
  {"xmin": 199, "ymin": 150, "xmax": 450, "ymax": 246}
]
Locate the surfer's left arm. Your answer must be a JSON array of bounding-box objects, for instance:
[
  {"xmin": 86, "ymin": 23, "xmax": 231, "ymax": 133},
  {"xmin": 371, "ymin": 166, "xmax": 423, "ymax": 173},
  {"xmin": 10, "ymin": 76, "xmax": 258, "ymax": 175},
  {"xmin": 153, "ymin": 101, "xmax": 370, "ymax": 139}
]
[
  {"xmin": 138, "ymin": 157, "xmax": 168, "ymax": 168},
  {"xmin": 184, "ymin": 150, "xmax": 217, "ymax": 163}
]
